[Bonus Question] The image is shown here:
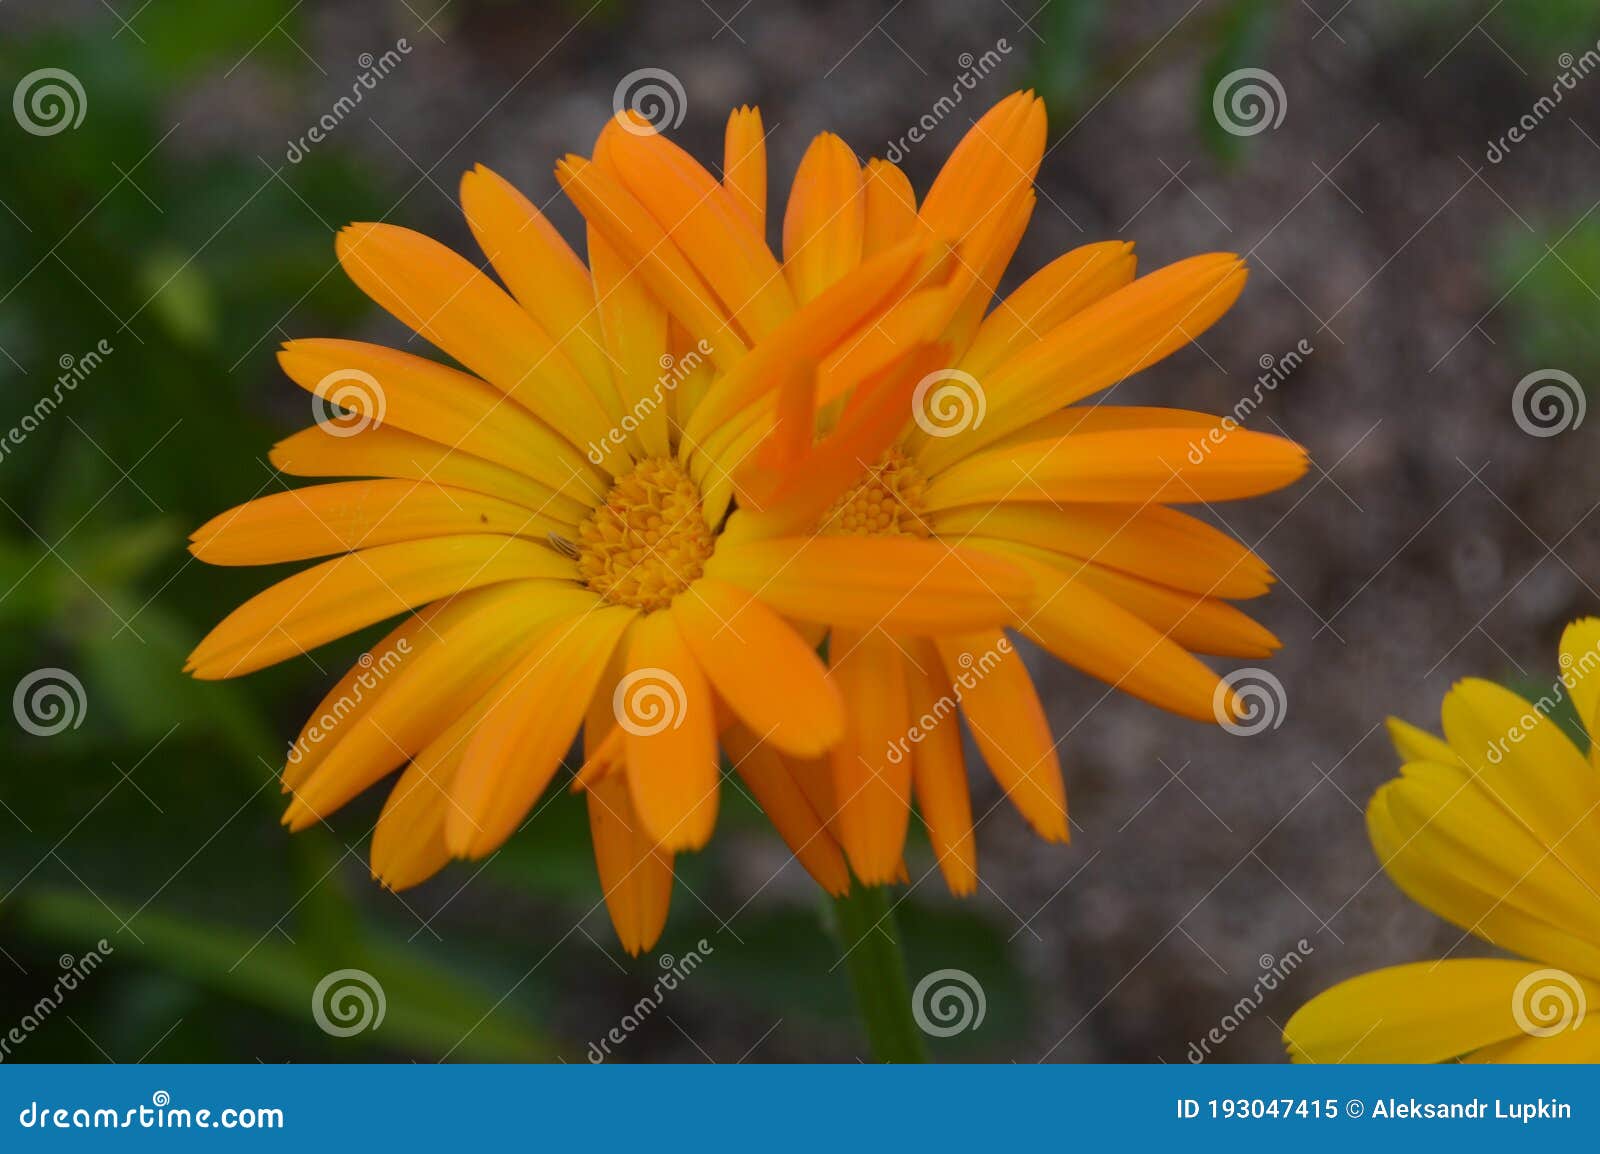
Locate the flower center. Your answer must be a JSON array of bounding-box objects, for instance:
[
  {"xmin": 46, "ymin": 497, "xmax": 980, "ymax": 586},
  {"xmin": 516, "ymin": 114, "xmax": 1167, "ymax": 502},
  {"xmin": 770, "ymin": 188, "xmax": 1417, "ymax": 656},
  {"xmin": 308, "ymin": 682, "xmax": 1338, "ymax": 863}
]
[
  {"xmin": 577, "ymin": 457, "xmax": 714, "ymax": 611},
  {"xmin": 818, "ymin": 448, "xmax": 930, "ymax": 538}
]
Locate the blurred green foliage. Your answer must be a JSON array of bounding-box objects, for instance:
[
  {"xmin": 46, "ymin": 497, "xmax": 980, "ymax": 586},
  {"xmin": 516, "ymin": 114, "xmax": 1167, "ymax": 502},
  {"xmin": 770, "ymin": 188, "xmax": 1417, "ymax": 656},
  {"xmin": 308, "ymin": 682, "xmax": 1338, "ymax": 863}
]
[{"xmin": 1490, "ymin": 217, "xmax": 1600, "ymax": 381}]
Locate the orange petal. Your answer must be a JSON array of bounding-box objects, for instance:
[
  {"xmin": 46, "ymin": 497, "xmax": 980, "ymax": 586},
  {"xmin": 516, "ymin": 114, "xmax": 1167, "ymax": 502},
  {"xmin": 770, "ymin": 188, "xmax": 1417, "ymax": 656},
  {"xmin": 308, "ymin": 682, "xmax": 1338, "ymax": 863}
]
[
  {"xmin": 923, "ymin": 427, "xmax": 1308, "ymax": 508},
  {"xmin": 723, "ymin": 105, "xmax": 768, "ymax": 236},
  {"xmin": 282, "ymin": 583, "xmax": 600, "ymax": 829},
  {"xmin": 459, "ymin": 164, "xmax": 617, "ymax": 408},
  {"xmin": 621, "ymin": 611, "xmax": 720, "ymax": 851},
  {"xmin": 557, "ymin": 154, "xmax": 745, "ymax": 371},
  {"xmin": 587, "ymin": 772, "xmax": 675, "ymax": 956},
  {"xmin": 190, "ymin": 480, "xmax": 569, "ymax": 567},
  {"xmin": 931, "ymin": 502, "xmax": 1273, "ymax": 600},
  {"xmin": 722, "ymin": 724, "xmax": 851, "ymax": 896},
  {"xmin": 902, "ymin": 639, "xmax": 977, "ymax": 896},
  {"xmin": 186, "ymin": 536, "xmax": 577, "ymax": 679},
  {"xmin": 933, "ymin": 631, "xmax": 1068, "ymax": 841},
  {"xmin": 334, "ymin": 223, "xmax": 613, "ymax": 454},
  {"xmin": 370, "ymin": 703, "xmax": 483, "ymax": 891},
  {"xmin": 919, "ymin": 91, "xmax": 1046, "ymax": 244},
  {"xmin": 958, "ymin": 241, "xmax": 1137, "ymax": 380},
  {"xmin": 671, "ymin": 578, "xmax": 843, "ymax": 758},
  {"xmin": 862, "ymin": 159, "xmax": 918, "ymax": 257},
  {"xmin": 276, "ymin": 339, "xmax": 605, "ymax": 499},
  {"xmin": 916, "ymin": 253, "xmax": 1250, "ymax": 474},
  {"xmin": 783, "ymin": 133, "xmax": 865, "ymax": 304},
  {"xmin": 703, "ymin": 535, "xmax": 1029, "ymax": 633},
  {"xmin": 269, "ymin": 423, "xmax": 599, "ymax": 516},
  {"xmin": 586, "ymin": 224, "xmax": 671, "ymax": 460},
  {"xmin": 828, "ymin": 628, "xmax": 912, "ymax": 884},
  {"xmin": 446, "ymin": 605, "xmax": 636, "ymax": 858}
]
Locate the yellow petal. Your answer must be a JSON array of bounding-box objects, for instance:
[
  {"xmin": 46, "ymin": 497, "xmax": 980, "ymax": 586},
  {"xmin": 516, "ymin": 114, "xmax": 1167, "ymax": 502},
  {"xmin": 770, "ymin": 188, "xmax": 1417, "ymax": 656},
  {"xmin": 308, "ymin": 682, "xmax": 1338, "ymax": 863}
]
[
  {"xmin": 1285, "ymin": 960, "xmax": 1590, "ymax": 1063},
  {"xmin": 1558, "ymin": 616, "xmax": 1600, "ymax": 743}
]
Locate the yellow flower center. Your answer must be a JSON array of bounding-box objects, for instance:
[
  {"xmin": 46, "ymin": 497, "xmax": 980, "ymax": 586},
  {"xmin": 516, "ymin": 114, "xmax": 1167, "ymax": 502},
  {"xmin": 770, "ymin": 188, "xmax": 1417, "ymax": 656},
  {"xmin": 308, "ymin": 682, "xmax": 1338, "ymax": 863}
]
[
  {"xmin": 576, "ymin": 457, "xmax": 714, "ymax": 612},
  {"xmin": 818, "ymin": 448, "xmax": 931, "ymax": 538}
]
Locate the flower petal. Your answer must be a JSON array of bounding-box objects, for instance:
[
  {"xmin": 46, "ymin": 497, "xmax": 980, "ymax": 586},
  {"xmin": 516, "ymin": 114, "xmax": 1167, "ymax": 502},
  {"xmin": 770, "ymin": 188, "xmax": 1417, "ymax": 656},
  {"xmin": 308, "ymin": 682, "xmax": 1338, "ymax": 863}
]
[{"xmin": 829, "ymin": 628, "xmax": 912, "ymax": 884}]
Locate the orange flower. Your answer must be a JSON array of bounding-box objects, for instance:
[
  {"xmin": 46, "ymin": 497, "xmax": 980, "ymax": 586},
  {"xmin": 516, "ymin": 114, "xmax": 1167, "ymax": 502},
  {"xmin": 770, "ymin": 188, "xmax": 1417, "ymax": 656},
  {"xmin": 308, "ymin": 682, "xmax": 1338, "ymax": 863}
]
[
  {"xmin": 186, "ymin": 116, "xmax": 1024, "ymax": 953},
  {"xmin": 573, "ymin": 92, "xmax": 1307, "ymax": 894}
]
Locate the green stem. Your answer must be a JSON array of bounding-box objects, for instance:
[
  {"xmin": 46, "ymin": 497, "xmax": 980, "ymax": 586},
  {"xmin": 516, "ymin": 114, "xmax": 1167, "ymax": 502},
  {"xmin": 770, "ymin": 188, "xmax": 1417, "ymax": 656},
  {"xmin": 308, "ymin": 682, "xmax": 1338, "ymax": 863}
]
[{"xmin": 831, "ymin": 885, "xmax": 927, "ymax": 1064}]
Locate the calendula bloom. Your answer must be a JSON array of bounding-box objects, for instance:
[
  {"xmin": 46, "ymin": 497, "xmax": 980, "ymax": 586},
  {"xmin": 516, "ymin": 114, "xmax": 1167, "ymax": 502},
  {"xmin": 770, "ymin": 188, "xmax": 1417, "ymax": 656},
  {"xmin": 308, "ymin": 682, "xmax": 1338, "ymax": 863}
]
[
  {"xmin": 572, "ymin": 91, "xmax": 1307, "ymax": 893},
  {"xmin": 1284, "ymin": 619, "xmax": 1600, "ymax": 1062},
  {"xmin": 186, "ymin": 117, "xmax": 1028, "ymax": 952}
]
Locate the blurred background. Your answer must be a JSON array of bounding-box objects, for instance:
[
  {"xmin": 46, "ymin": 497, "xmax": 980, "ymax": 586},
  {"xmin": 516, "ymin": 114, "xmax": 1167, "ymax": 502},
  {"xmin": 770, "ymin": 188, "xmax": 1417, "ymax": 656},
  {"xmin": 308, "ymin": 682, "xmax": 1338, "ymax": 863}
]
[{"xmin": 2, "ymin": 0, "xmax": 1599, "ymax": 1063}]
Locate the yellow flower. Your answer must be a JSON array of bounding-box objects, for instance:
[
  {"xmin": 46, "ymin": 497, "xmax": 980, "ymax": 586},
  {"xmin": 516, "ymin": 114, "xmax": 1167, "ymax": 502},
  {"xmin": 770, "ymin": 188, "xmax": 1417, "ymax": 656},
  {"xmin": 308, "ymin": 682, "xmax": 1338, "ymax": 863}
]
[
  {"xmin": 1284, "ymin": 619, "xmax": 1600, "ymax": 1062},
  {"xmin": 573, "ymin": 92, "xmax": 1307, "ymax": 892},
  {"xmin": 185, "ymin": 117, "xmax": 1026, "ymax": 953}
]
